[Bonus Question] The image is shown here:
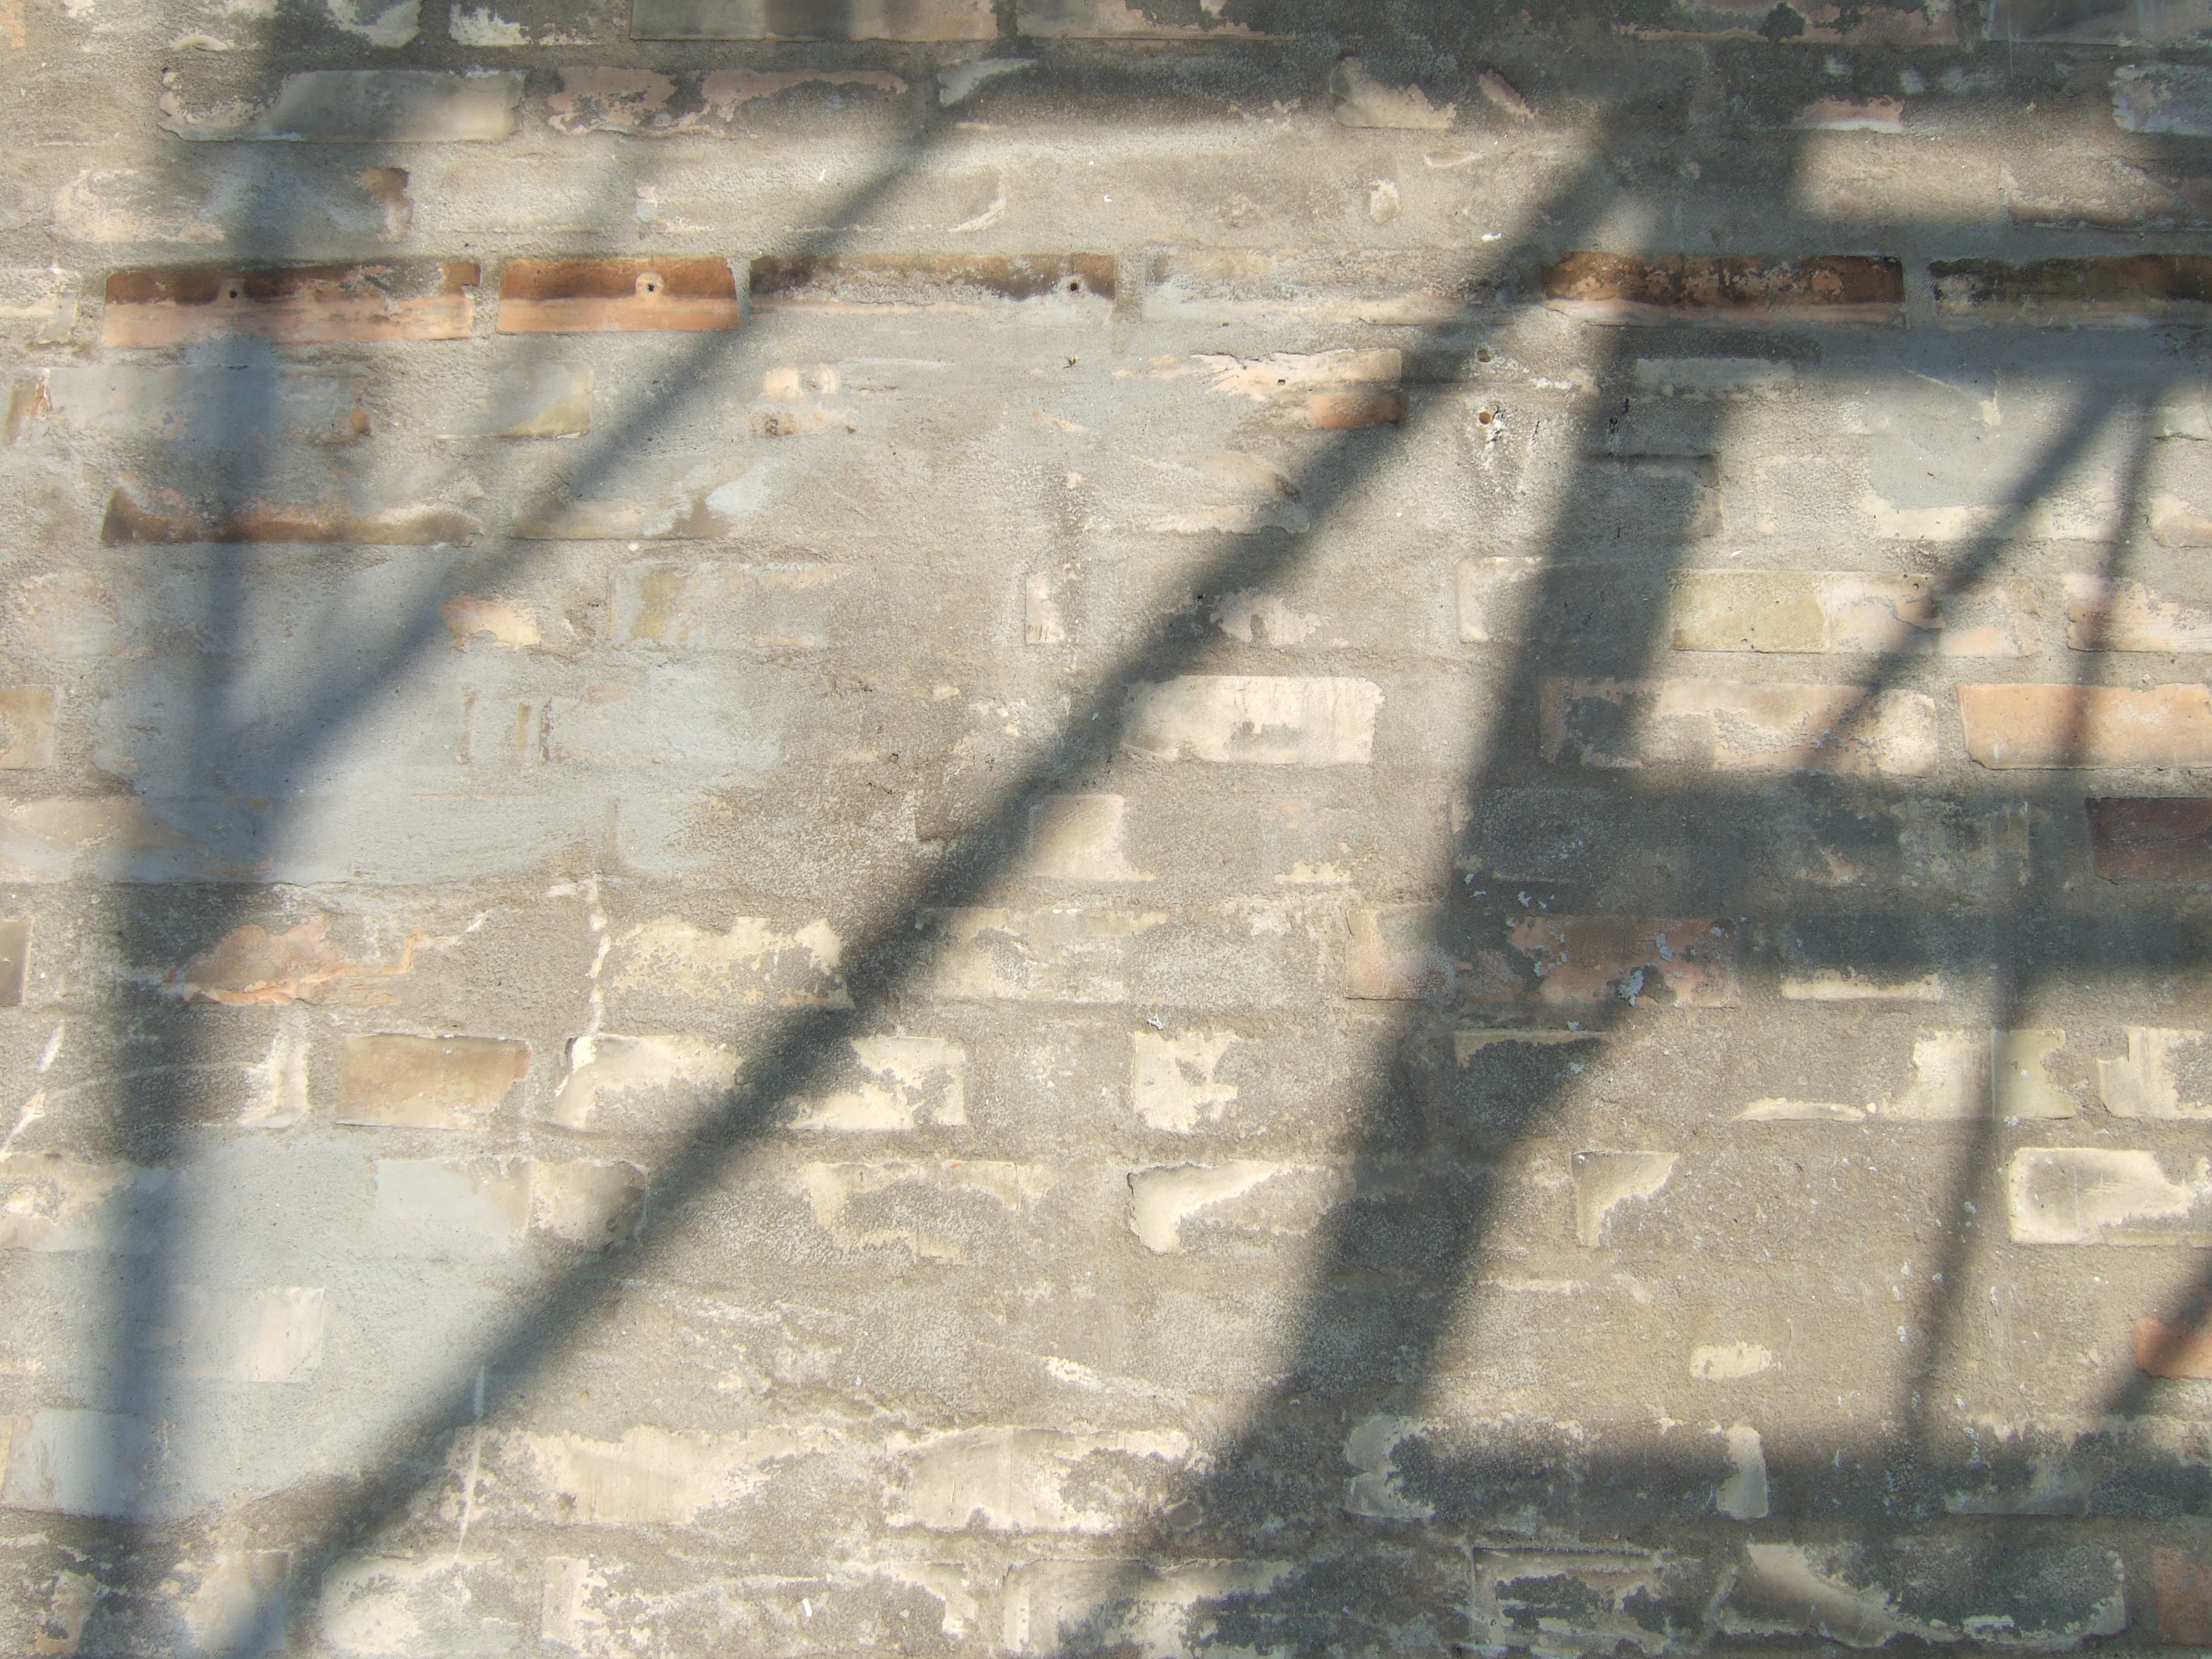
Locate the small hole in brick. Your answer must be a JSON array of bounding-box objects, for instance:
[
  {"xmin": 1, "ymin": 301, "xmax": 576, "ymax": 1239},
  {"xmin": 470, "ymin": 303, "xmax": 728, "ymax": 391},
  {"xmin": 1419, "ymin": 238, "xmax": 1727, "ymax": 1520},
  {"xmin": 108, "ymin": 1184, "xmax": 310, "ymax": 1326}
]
[
  {"xmin": 1477, "ymin": 346, "xmax": 1493, "ymax": 361},
  {"xmin": 223, "ymin": 285, "xmax": 242, "ymax": 301},
  {"xmin": 638, "ymin": 273, "xmax": 663, "ymax": 296},
  {"xmin": 1478, "ymin": 409, "xmax": 1494, "ymax": 424},
  {"xmin": 1066, "ymin": 279, "xmax": 1081, "ymax": 293}
]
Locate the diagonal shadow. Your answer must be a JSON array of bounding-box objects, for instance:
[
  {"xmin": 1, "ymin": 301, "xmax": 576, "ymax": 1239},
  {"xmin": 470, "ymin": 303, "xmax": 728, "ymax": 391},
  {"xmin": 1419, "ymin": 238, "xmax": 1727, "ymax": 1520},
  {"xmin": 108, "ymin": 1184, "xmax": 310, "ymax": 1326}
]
[{"xmin": 23, "ymin": 14, "xmax": 2212, "ymax": 1654}]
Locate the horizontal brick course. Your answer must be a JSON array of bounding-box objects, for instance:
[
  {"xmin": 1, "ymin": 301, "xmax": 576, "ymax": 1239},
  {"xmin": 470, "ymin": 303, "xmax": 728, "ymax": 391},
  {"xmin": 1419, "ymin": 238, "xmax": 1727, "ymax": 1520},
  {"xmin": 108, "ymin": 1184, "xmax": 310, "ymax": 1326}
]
[
  {"xmin": 337, "ymin": 1034, "xmax": 530, "ymax": 1129},
  {"xmin": 1960, "ymin": 684, "xmax": 2212, "ymax": 768},
  {"xmin": 1543, "ymin": 253, "xmax": 1905, "ymax": 325},
  {"xmin": 498, "ymin": 258, "xmax": 743, "ymax": 334},
  {"xmin": 159, "ymin": 69, "xmax": 524, "ymax": 143},
  {"xmin": 1932, "ymin": 256, "xmax": 2212, "ymax": 325},
  {"xmin": 1543, "ymin": 678, "xmax": 1938, "ymax": 776},
  {"xmin": 1670, "ymin": 572, "xmax": 2039, "ymax": 657},
  {"xmin": 100, "ymin": 263, "xmax": 478, "ymax": 347},
  {"xmin": 632, "ymin": 0, "xmax": 995, "ymax": 38},
  {"xmin": 2085, "ymin": 796, "xmax": 2212, "ymax": 881},
  {"xmin": 750, "ymin": 253, "xmax": 1115, "ymax": 312}
]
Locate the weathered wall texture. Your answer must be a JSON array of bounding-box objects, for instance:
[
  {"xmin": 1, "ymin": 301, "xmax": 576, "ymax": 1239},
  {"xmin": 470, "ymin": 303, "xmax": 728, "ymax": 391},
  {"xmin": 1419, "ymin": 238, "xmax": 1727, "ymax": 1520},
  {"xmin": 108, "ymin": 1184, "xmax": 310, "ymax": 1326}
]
[{"xmin": 8, "ymin": 0, "xmax": 2212, "ymax": 1653}]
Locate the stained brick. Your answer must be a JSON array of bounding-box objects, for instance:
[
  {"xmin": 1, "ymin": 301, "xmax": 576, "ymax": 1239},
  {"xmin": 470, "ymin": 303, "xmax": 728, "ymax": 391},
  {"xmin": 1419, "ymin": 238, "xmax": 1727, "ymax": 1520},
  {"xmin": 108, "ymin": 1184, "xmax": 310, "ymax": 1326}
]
[
  {"xmin": 1622, "ymin": 0, "xmax": 1956, "ymax": 42},
  {"xmin": 1543, "ymin": 678, "xmax": 1938, "ymax": 776},
  {"xmin": 750, "ymin": 254, "xmax": 1114, "ymax": 313},
  {"xmin": 1543, "ymin": 253, "xmax": 1905, "ymax": 325},
  {"xmin": 1572, "ymin": 1151, "xmax": 1675, "ymax": 1247},
  {"xmin": 1345, "ymin": 909, "xmax": 1739, "ymax": 1007},
  {"xmin": 1146, "ymin": 248, "xmax": 1487, "ymax": 325},
  {"xmin": 337, "ymin": 1034, "xmax": 530, "ymax": 1129},
  {"xmin": 547, "ymin": 66, "xmax": 909, "ymax": 134},
  {"xmin": 1932, "ymin": 256, "xmax": 2212, "ymax": 325},
  {"xmin": 159, "ymin": 70, "xmax": 523, "ymax": 143},
  {"xmin": 2138, "ymin": 1316, "xmax": 2212, "ymax": 1379},
  {"xmin": 101, "ymin": 488, "xmax": 480, "ymax": 548},
  {"xmin": 100, "ymin": 263, "xmax": 478, "ymax": 348},
  {"xmin": 2153, "ymin": 1547, "xmax": 2212, "ymax": 1645},
  {"xmin": 498, "ymin": 258, "xmax": 742, "ymax": 334},
  {"xmin": 2086, "ymin": 797, "xmax": 2212, "ymax": 881},
  {"xmin": 2065, "ymin": 574, "xmax": 2212, "ymax": 652},
  {"xmin": 1671, "ymin": 572, "xmax": 2039, "ymax": 657},
  {"xmin": 612, "ymin": 559, "xmax": 849, "ymax": 648},
  {"xmin": 1995, "ymin": 1, "xmax": 2212, "ymax": 43},
  {"xmin": 435, "ymin": 364, "xmax": 593, "ymax": 438},
  {"xmin": 2101, "ymin": 1028, "xmax": 2212, "ymax": 1117},
  {"xmin": 0, "ymin": 687, "xmax": 56, "ymax": 769},
  {"xmin": 1020, "ymin": 0, "xmax": 1264, "ymax": 35},
  {"xmin": 9, "ymin": 364, "xmax": 370, "ymax": 444},
  {"xmin": 1306, "ymin": 390, "xmax": 1405, "ymax": 429},
  {"xmin": 2007, "ymin": 1147, "xmax": 2212, "ymax": 1243},
  {"xmin": 632, "ymin": 0, "xmax": 994, "ymax": 38},
  {"xmin": 2115, "ymin": 64, "xmax": 2212, "ymax": 137},
  {"xmin": 1122, "ymin": 676, "xmax": 1381, "ymax": 765},
  {"xmin": 1514, "ymin": 917, "xmax": 1741, "ymax": 1007},
  {"xmin": 1332, "ymin": 58, "xmax": 1456, "ymax": 130},
  {"xmin": 0, "ymin": 916, "xmax": 26, "ymax": 1007},
  {"xmin": 0, "ymin": 266, "xmax": 79, "ymax": 346},
  {"xmin": 1960, "ymin": 684, "xmax": 2212, "ymax": 769}
]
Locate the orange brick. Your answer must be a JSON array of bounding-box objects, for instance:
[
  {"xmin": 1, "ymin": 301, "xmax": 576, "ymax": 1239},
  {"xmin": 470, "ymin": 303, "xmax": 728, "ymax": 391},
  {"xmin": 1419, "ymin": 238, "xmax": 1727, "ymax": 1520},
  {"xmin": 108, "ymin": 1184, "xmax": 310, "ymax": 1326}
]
[
  {"xmin": 1543, "ymin": 253, "xmax": 1904, "ymax": 324},
  {"xmin": 100, "ymin": 263, "xmax": 478, "ymax": 347},
  {"xmin": 338, "ymin": 1035, "xmax": 530, "ymax": 1130},
  {"xmin": 1932, "ymin": 256, "xmax": 2212, "ymax": 324},
  {"xmin": 497, "ymin": 258, "xmax": 742, "ymax": 334},
  {"xmin": 1960, "ymin": 684, "xmax": 2212, "ymax": 768}
]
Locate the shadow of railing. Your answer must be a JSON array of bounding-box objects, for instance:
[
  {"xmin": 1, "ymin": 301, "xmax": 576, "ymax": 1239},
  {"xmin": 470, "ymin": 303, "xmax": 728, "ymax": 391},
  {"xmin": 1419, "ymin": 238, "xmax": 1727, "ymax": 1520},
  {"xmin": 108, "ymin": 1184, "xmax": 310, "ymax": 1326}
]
[{"xmin": 13, "ymin": 10, "xmax": 2212, "ymax": 1654}]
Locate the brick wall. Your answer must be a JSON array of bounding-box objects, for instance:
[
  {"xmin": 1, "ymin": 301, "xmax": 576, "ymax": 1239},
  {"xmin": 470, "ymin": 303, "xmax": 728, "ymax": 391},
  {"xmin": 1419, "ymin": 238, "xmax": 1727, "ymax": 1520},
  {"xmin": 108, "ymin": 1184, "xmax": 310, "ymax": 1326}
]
[{"xmin": 5, "ymin": 0, "xmax": 2212, "ymax": 1653}]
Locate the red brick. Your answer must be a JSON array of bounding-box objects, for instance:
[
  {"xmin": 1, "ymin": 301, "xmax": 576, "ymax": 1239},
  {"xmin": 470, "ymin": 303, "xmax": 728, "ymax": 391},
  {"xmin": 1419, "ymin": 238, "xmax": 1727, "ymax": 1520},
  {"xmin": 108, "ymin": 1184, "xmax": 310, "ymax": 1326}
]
[
  {"xmin": 1960, "ymin": 684, "xmax": 2212, "ymax": 768},
  {"xmin": 2086, "ymin": 798, "xmax": 2212, "ymax": 882},
  {"xmin": 498, "ymin": 258, "xmax": 742, "ymax": 334},
  {"xmin": 1543, "ymin": 253, "xmax": 1904, "ymax": 325},
  {"xmin": 2154, "ymin": 1547, "xmax": 2212, "ymax": 1645},
  {"xmin": 1932, "ymin": 256, "xmax": 2212, "ymax": 325},
  {"xmin": 100, "ymin": 263, "xmax": 478, "ymax": 347},
  {"xmin": 750, "ymin": 254, "xmax": 1115, "ymax": 312},
  {"xmin": 100, "ymin": 488, "xmax": 479, "ymax": 548},
  {"xmin": 2137, "ymin": 1314, "xmax": 2212, "ymax": 1379}
]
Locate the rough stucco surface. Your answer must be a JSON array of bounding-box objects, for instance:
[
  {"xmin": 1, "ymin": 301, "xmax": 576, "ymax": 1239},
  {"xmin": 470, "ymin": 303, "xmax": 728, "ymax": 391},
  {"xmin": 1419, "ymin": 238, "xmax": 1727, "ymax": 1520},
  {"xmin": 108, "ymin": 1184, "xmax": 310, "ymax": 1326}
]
[{"xmin": 5, "ymin": 0, "xmax": 2212, "ymax": 1653}]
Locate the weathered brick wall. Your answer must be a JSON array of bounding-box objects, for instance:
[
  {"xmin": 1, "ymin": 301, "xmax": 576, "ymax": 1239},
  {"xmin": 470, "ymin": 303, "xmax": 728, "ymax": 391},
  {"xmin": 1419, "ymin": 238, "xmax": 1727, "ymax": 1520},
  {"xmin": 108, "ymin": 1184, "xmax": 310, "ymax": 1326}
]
[{"xmin": 7, "ymin": 0, "xmax": 2212, "ymax": 1652}]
